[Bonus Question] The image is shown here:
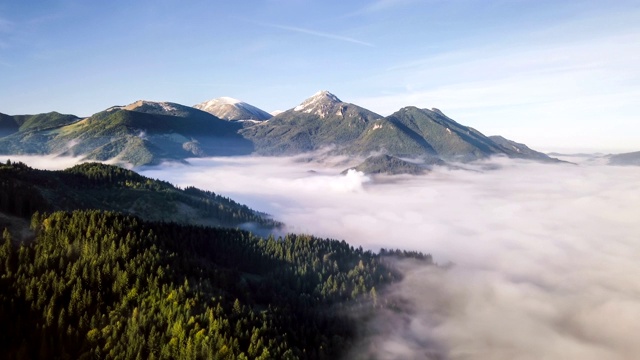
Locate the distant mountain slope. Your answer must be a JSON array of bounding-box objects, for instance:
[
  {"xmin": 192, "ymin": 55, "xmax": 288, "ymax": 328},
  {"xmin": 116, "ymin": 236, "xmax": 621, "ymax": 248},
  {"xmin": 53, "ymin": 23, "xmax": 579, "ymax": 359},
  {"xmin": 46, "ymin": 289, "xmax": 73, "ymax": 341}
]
[
  {"xmin": 0, "ymin": 112, "xmax": 84, "ymax": 155},
  {"xmin": 194, "ymin": 97, "xmax": 272, "ymax": 121},
  {"xmin": 0, "ymin": 111, "xmax": 79, "ymax": 137},
  {"xmin": 0, "ymin": 160, "xmax": 279, "ymax": 230},
  {"xmin": 0, "ymin": 101, "xmax": 253, "ymax": 166},
  {"xmin": 609, "ymin": 150, "xmax": 640, "ymax": 166},
  {"xmin": 239, "ymin": 92, "xmax": 559, "ymax": 163},
  {"xmin": 348, "ymin": 107, "xmax": 519, "ymax": 161},
  {"xmin": 342, "ymin": 154, "xmax": 429, "ymax": 175},
  {"xmin": 240, "ymin": 91, "xmax": 383, "ymax": 155},
  {"xmin": 488, "ymin": 135, "xmax": 561, "ymax": 162},
  {"xmin": 347, "ymin": 106, "xmax": 564, "ymax": 162},
  {"xmin": 14, "ymin": 111, "xmax": 80, "ymax": 132},
  {"xmin": 0, "ymin": 92, "xmax": 561, "ymax": 167},
  {"xmin": 0, "ymin": 112, "xmax": 19, "ymax": 137}
]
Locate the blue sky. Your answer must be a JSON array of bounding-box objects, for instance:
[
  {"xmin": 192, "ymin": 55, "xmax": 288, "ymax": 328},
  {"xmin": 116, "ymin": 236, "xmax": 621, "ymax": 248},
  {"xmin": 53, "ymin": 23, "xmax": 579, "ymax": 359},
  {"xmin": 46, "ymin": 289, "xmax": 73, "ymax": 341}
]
[{"xmin": 0, "ymin": 0, "xmax": 638, "ymax": 152}]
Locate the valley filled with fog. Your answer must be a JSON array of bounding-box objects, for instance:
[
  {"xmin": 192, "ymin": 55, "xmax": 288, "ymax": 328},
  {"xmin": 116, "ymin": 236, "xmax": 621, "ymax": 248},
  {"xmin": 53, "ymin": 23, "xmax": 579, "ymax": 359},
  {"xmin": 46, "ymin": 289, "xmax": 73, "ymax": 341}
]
[
  {"xmin": 145, "ymin": 155, "xmax": 640, "ymax": 360},
  {"xmin": 6, "ymin": 154, "xmax": 640, "ymax": 359}
]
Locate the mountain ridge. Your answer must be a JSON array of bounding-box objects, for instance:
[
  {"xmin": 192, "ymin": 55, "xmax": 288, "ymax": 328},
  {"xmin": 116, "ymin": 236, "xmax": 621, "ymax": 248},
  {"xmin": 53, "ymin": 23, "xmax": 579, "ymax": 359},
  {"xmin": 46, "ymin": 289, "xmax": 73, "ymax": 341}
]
[
  {"xmin": 609, "ymin": 150, "xmax": 640, "ymax": 166},
  {"xmin": 240, "ymin": 90, "xmax": 384, "ymax": 155},
  {"xmin": 0, "ymin": 101, "xmax": 254, "ymax": 166},
  {"xmin": 0, "ymin": 160, "xmax": 280, "ymax": 231},
  {"xmin": 194, "ymin": 97, "xmax": 272, "ymax": 121},
  {"xmin": 0, "ymin": 91, "xmax": 562, "ymax": 168}
]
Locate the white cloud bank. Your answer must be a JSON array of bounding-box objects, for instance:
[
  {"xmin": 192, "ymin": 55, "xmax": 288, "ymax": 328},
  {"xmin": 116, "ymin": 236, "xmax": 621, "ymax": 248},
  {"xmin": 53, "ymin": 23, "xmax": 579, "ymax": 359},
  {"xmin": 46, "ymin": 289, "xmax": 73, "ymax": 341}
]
[
  {"xmin": 1, "ymin": 154, "xmax": 84, "ymax": 170},
  {"xmin": 6, "ymin": 154, "xmax": 640, "ymax": 359},
  {"xmin": 139, "ymin": 155, "xmax": 640, "ymax": 360}
]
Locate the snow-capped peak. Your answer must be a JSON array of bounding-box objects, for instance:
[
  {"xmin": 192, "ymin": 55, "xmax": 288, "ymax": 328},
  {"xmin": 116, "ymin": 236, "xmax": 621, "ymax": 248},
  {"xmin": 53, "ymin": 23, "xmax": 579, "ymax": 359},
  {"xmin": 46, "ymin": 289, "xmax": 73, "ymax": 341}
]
[
  {"xmin": 123, "ymin": 100, "xmax": 179, "ymax": 113},
  {"xmin": 196, "ymin": 97, "xmax": 243, "ymax": 110},
  {"xmin": 194, "ymin": 97, "xmax": 272, "ymax": 121},
  {"xmin": 294, "ymin": 91, "xmax": 342, "ymax": 114},
  {"xmin": 218, "ymin": 97, "xmax": 241, "ymax": 105},
  {"xmin": 312, "ymin": 90, "xmax": 341, "ymax": 103}
]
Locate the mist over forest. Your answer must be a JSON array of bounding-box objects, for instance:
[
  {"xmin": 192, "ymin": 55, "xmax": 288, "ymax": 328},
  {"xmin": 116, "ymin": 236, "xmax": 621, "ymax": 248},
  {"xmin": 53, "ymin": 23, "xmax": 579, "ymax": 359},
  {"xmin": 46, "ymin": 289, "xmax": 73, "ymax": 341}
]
[
  {"xmin": 6, "ymin": 153, "xmax": 638, "ymax": 359},
  {"xmin": 142, "ymin": 155, "xmax": 640, "ymax": 360}
]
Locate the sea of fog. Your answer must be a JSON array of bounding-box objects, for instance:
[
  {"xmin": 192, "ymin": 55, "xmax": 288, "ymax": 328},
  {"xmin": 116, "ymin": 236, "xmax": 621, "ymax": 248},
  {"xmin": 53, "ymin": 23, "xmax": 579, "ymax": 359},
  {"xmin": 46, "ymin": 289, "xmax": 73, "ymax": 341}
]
[{"xmin": 6, "ymin": 154, "xmax": 640, "ymax": 360}]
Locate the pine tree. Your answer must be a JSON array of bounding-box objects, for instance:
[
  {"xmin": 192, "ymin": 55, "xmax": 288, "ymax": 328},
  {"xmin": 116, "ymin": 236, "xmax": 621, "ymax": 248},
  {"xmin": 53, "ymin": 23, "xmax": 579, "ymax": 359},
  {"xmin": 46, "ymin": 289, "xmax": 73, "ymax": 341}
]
[{"xmin": 1, "ymin": 228, "xmax": 12, "ymax": 277}]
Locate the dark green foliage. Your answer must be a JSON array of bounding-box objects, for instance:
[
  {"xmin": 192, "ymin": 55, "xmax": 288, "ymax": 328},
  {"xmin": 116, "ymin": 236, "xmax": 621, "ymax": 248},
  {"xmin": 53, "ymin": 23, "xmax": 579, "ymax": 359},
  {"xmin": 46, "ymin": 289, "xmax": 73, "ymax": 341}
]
[
  {"xmin": 342, "ymin": 154, "xmax": 432, "ymax": 175},
  {"xmin": 0, "ymin": 161, "xmax": 280, "ymax": 230},
  {"xmin": 0, "ymin": 160, "xmax": 52, "ymax": 218},
  {"xmin": 0, "ymin": 157, "xmax": 435, "ymax": 359},
  {"xmin": 0, "ymin": 210, "xmax": 427, "ymax": 359},
  {"xmin": 379, "ymin": 248, "xmax": 433, "ymax": 262}
]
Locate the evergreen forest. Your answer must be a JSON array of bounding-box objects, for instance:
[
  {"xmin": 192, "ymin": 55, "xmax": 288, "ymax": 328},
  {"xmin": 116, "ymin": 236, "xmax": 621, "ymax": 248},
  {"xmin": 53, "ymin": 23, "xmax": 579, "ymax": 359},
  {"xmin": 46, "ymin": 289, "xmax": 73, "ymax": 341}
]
[
  {"xmin": 0, "ymin": 160, "xmax": 280, "ymax": 230},
  {"xmin": 0, "ymin": 160, "xmax": 432, "ymax": 359}
]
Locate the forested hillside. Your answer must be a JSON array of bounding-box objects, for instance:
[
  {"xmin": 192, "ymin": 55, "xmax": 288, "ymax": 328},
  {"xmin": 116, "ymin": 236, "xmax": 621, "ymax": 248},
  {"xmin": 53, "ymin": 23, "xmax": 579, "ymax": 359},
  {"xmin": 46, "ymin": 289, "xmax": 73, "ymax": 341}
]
[
  {"xmin": 0, "ymin": 210, "xmax": 430, "ymax": 359},
  {"xmin": 0, "ymin": 160, "xmax": 433, "ymax": 359},
  {"xmin": 0, "ymin": 160, "xmax": 279, "ymax": 231}
]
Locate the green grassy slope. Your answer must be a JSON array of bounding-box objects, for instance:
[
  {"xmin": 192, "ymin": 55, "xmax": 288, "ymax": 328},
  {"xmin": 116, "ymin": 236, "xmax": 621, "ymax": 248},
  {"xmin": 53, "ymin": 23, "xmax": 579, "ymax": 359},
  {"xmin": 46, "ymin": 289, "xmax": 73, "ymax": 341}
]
[
  {"xmin": 0, "ymin": 106, "xmax": 254, "ymax": 166},
  {"xmin": 240, "ymin": 103, "xmax": 381, "ymax": 155}
]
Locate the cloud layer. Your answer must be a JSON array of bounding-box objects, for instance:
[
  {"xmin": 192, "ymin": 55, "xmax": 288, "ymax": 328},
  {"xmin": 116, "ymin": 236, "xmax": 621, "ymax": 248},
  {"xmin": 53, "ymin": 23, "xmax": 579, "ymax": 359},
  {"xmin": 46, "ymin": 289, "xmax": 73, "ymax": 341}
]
[
  {"xmin": 139, "ymin": 156, "xmax": 640, "ymax": 360},
  {"xmin": 6, "ymin": 154, "xmax": 640, "ymax": 359}
]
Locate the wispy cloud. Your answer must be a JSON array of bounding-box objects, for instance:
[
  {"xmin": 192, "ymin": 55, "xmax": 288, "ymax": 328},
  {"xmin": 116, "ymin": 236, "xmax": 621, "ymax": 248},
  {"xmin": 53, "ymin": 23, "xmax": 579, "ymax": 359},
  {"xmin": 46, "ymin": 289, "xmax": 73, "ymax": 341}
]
[
  {"xmin": 257, "ymin": 22, "xmax": 374, "ymax": 47},
  {"xmin": 340, "ymin": 0, "xmax": 420, "ymax": 19},
  {"xmin": 363, "ymin": 0, "xmax": 420, "ymax": 13}
]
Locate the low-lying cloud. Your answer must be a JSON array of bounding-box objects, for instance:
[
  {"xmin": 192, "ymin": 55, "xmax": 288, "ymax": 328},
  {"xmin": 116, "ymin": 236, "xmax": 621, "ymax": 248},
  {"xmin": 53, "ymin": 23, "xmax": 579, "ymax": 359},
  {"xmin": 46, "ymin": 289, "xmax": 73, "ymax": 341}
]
[
  {"xmin": 7, "ymin": 154, "xmax": 640, "ymax": 359},
  {"xmin": 2, "ymin": 154, "xmax": 84, "ymax": 170},
  {"xmin": 141, "ymin": 155, "xmax": 640, "ymax": 360}
]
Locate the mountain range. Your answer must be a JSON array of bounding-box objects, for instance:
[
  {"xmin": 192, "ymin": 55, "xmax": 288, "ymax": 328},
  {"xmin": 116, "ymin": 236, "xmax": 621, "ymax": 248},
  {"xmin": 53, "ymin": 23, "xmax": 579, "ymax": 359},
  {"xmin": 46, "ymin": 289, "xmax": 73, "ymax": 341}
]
[
  {"xmin": 0, "ymin": 101, "xmax": 253, "ymax": 165},
  {"xmin": 0, "ymin": 91, "xmax": 564, "ymax": 171}
]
